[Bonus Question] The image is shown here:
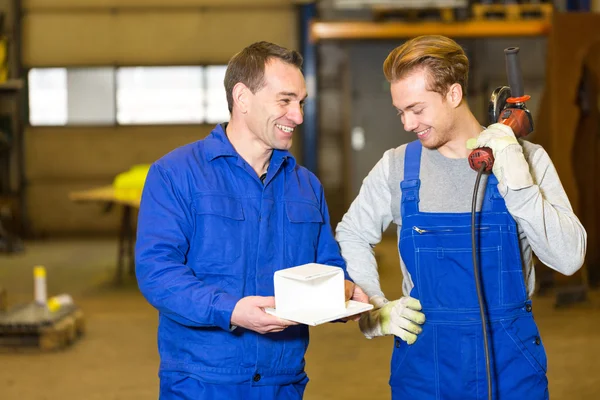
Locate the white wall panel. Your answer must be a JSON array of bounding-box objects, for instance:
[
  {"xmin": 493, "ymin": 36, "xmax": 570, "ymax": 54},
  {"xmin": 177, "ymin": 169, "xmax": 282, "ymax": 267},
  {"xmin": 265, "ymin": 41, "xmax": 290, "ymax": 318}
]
[
  {"xmin": 27, "ymin": 181, "xmax": 123, "ymax": 235},
  {"xmin": 25, "ymin": 125, "xmax": 213, "ymax": 180},
  {"xmin": 24, "ymin": 0, "xmax": 299, "ymax": 10},
  {"xmin": 24, "ymin": 9, "xmax": 298, "ymax": 66},
  {"xmin": 22, "ymin": 1, "xmax": 300, "ymax": 235}
]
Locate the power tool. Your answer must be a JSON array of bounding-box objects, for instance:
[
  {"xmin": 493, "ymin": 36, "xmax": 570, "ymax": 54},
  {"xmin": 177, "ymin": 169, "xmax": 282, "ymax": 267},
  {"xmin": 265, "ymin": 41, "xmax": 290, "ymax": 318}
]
[
  {"xmin": 467, "ymin": 47, "xmax": 533, "ymax": 400},
  {"xmin": 468, "ymin": 47, "xmax": 534, "ymax": 172}
]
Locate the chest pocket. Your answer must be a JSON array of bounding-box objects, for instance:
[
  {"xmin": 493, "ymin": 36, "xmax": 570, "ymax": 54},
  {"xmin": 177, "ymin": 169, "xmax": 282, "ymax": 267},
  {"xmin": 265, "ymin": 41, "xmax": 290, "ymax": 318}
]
[
  {"xmin": 192, "ymin": 195, "xmax": 245, "ymax": 265},
  {"xmin": 284, "ymin": 201, "xmax": 323, "ymax": 266}
]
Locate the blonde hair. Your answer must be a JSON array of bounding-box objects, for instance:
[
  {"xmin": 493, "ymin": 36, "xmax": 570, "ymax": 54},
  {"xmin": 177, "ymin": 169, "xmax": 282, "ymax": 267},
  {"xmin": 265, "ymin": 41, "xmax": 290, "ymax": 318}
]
[{"xmin": 383, "ymin": 35, "xmax": 469, "ymax": 96}]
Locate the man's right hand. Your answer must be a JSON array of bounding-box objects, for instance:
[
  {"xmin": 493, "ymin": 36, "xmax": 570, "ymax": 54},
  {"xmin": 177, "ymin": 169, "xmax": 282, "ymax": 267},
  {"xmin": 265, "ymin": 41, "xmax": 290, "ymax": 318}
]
[
  {"xmin": 231, "ymin": 296, "xmax": 298, "ymax": 334},
  {"xmin": 358, "ymin": 295, "xmax": 426, "ymax": 344}
]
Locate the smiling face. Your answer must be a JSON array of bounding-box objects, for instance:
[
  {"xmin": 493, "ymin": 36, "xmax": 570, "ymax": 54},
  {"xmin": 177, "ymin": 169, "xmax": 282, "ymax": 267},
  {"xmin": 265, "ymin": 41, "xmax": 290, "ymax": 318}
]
[
  {"xmin": 391, "ymin": 67, "xmax": 461, "ymax": 149},
  {"xmin": 244, "ymin": 58, "xmax": 307, "ymax": 151}
]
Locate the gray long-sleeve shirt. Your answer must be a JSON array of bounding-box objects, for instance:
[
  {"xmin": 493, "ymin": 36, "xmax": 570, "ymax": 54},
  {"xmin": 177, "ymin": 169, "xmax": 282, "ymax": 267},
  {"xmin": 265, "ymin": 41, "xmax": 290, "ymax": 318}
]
[{"xmin": 335, "ymin": 140, "xmax": 587, "ymax": 300}]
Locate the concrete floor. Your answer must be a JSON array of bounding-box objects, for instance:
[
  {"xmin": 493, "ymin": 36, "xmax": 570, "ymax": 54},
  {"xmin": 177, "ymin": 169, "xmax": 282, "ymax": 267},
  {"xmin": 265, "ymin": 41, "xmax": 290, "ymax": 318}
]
[{"xmin": 0, "ymin": 238, "xmax": 599, "ymax": 399}]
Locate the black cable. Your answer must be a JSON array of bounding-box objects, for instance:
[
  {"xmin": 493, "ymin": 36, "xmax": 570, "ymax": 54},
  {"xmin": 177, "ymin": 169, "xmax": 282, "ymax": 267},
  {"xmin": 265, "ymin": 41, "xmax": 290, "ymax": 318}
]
[{"xmin": 472, "ymin": 163, "xmax": 492, "ymax": 400}]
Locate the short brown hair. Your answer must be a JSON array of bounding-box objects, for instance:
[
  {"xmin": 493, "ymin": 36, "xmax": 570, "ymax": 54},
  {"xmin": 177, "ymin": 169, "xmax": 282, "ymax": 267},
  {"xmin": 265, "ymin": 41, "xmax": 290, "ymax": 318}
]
[
  {"xmin": 383, "ymin": 35, "xmax": 469, "ymax": 96},
  {"xmin": 224, "ymin": 41, "xmax": 303, "ymax": 112}
]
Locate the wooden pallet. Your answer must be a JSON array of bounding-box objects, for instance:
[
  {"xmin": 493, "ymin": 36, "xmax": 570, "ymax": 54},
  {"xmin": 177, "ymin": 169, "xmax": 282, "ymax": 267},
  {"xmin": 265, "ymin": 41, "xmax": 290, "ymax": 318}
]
[
  {"xmin": 372, "ymin": 6, "xmax": 462, "ymax": 23},
  {"xmin": 0, "ymin": 302, "xmax": 85, "ymax": 351},
  {"xmin": 472, "ymin": 3, "xmax": 553, "ymax": 21}
]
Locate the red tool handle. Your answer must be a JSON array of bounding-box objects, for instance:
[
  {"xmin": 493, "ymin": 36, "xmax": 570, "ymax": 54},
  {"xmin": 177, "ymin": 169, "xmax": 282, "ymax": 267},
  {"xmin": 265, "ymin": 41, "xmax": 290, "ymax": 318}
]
[
  {"xmin": 468, "ymin": 147, "xmax": 494, "ymax": 172},
  {"xmin": 467, "ymin": 107, "xmax": 532, "ymax": 172}
]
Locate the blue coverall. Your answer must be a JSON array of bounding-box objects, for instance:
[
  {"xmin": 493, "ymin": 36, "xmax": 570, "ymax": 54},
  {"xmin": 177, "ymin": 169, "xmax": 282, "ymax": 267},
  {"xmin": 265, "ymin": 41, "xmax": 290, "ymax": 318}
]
[
  {"xmin": 135, "ymin": 124, "xmax": 350, "ymax": 399},
  {"xmin": 391, "ymin": 140, "xmax": 549, "ymax": 399}
]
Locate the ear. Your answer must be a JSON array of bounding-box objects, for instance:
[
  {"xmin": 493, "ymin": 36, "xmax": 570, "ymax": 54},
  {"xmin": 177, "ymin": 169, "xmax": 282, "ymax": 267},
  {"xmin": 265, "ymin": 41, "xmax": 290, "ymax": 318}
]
[
  {"xmin": 446, "ymin": 83, "xmax": 463, "ymax": 108},
  {"xmin": 232, "ymin": 82, "xmax": 250, "ymax": 114}
]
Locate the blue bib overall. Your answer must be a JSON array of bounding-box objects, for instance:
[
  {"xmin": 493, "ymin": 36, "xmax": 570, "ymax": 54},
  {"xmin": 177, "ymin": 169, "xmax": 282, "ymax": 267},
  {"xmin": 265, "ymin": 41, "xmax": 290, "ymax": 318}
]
[{"xmin": 391, "ymin": 141, "xmax": 549, "ymax": 399}]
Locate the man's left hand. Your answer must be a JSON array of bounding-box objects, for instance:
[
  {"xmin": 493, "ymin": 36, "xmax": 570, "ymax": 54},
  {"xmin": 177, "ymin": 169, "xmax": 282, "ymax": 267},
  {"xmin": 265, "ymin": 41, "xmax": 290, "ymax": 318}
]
[
  {"xmin": 344, "ymin": 280, "xmax": 368, "ymax": 302},
  {"xmin": 343, "ymin": 280, "xmax": 370, "ymax": 321},
  {"xmin": 466, "ymin": 123, "xmax": 534, "ymax": 191}
]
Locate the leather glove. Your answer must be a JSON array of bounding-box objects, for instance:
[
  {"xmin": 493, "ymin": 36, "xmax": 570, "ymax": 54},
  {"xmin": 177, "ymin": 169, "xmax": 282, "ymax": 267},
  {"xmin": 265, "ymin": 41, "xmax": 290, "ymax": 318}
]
[
  {"xmin": 466, "ymin": 123, "xmax": 534, "ymax": 191},
  {"xmin": 358, "ymin": 295, "xmax": 425, "ymax": 345}
]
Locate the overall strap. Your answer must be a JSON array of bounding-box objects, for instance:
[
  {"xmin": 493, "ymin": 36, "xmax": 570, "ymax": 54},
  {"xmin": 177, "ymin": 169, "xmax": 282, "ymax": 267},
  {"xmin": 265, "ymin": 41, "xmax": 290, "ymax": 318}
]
[
  {"xmin": 481, "ymin": 173, "xmax": 508, "ymax": 213},
  {"xmin": 400, "ymin": 140, "xmax": 422, "ymax": 217}
]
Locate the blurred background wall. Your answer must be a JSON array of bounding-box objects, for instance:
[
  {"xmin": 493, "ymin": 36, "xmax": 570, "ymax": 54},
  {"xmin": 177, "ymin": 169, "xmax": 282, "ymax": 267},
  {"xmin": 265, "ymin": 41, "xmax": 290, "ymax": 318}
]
[
  {"xmin": 16, "ymin": 0, "xmax": 299, "ymax": 236},
  {"xmin": 1, "ymin": 1, "xmax": 600, "ymax": 399}
]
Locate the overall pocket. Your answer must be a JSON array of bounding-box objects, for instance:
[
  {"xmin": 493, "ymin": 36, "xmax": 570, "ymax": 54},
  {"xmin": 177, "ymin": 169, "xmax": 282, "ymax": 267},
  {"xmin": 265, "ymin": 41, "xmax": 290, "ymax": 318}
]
[
  {"xmin": 389, "ymin": 325, "xmax": 435, "ymax": 394},
  {"xmin": 415, "ymin": 246, "xmax": 502, "ymax": 309},
  {"xmin": 390, "ymin": 338, "xmax": 413, "ymax": 382},
  {"xmin": 192, "ymin": 195, "xmax": 244, "ymax": 266},
  {"xmin": 283, "ymin": 201, "xmax": 322, "ymax": 266},
  {"xmin": 499, "ymin": 315, "xmax": 548, "ymax": 378}
]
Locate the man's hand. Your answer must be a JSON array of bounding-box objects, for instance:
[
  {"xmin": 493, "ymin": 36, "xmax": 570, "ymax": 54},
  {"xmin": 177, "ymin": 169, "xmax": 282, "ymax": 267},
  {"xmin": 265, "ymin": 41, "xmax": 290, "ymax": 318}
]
[
  {"xmin": 342, "ymin": 281, "xmax": 370, "ymax": 321},
  {"xmin": 344, "ymin": 280, "xmax": 354, "ymax": 301},
  {"xmin": 466, "ymin": 123, "xmax": 533, "ymax": 191},
  {"xmin": 231, "ymin": 296, "xmax": 298, "ymax": 334},
  {"xmin": 359, "ymin": 295, "xmax": 425, "ymax": 345},
  {"xmin": 349, "ymin": 283, "xmax": 369, "ymax": 303},
  {"xmin": 345, "ymin": 280, "xmax": 368, "ymax": 302}
]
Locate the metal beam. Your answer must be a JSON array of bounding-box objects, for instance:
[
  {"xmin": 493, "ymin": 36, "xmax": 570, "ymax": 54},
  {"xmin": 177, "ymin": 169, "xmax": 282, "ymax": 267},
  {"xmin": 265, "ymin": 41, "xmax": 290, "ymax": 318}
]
[
  {"xmin": 299, "ymin": 2, "xmax": 318, "ymax": 174},
  {"xmin": 310, "ymin": 20, "xmax": 552, "ymax": 42}
]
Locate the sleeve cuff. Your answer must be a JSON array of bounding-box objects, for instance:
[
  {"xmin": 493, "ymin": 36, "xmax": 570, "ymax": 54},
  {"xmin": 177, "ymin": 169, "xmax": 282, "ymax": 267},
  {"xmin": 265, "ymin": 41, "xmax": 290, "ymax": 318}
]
[
  {"xmin": 212, "ymin": 292, "xmax": 241, "ymax": 331},
  {"xmin": 343, "ymin": 269, "xmax": 354, "ymax": 282}
]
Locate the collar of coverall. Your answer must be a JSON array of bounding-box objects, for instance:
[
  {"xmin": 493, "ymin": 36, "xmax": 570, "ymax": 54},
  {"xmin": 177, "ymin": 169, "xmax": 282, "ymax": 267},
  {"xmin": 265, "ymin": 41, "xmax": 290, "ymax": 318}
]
[{"xmin": 204, "ymin": 123, "xmax": 297, "ymax": 173}]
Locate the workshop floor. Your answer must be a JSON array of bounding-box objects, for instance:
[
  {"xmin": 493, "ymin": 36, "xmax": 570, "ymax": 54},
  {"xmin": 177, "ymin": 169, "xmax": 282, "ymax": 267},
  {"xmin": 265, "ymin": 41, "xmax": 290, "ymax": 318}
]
[{"xmin": 0, "ymin": 238, "xmax": 599, "ymax": 400}]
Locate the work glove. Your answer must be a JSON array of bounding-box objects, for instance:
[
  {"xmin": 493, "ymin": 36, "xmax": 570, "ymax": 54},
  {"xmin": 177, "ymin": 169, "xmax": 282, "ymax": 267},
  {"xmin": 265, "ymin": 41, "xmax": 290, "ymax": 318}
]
[
  {"xmin": 466, "ymin": 123, "xmax": 534, "ymax": 191},
  {"xmin": 358, "ymin": 295, "xmax": 425, "ymax": 345}
]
